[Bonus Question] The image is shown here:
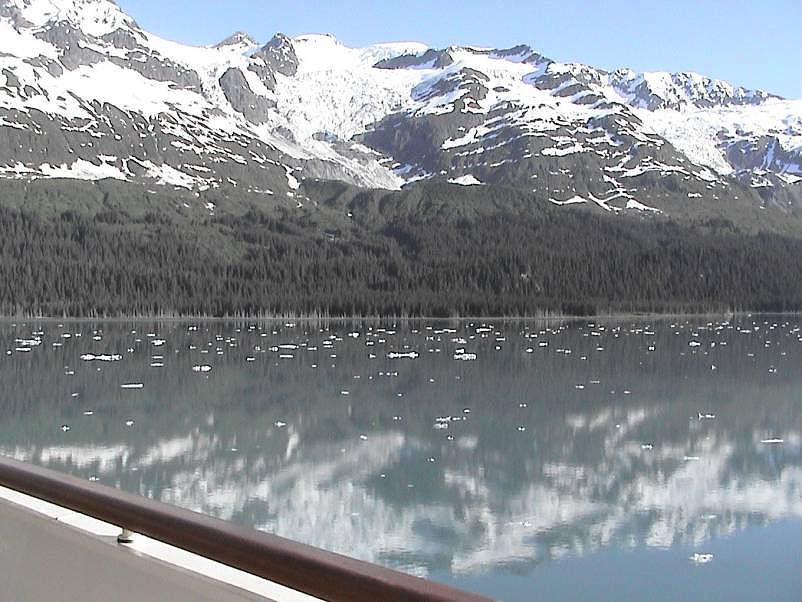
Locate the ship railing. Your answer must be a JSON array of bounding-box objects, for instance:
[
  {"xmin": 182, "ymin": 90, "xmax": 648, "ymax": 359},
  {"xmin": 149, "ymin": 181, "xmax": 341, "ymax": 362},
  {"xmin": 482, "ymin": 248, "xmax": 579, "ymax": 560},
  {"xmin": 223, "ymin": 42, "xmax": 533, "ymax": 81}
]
[{"xmin": 0, "ymin": 455, "xmax": 493, "ymax": 602}]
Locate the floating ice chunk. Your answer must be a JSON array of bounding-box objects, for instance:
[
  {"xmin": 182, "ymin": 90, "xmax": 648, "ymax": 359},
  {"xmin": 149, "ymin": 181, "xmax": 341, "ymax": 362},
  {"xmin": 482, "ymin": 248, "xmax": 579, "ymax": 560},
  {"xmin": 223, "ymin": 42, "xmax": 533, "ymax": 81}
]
[
  {"xmin": 387, "ymin": 352, "xmax": 419, "ymax": 359},
  {"xmin": 690, "ymin": 553, "xmax": 713, "ymax": 564},
  {"xmin": 81, "ymin": 354, "xmax": 122, "ymax": 362}
]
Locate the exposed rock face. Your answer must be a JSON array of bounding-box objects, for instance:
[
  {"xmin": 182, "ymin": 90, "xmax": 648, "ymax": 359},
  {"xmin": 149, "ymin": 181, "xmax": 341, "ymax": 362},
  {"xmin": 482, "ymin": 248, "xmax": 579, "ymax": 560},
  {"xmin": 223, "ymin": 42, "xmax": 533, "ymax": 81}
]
[
  {"xmin": 219, "ymin": 67, "xmax": 276, "ymax": 124},
  {"xmin": 375, "ymin": 48, "xmax": 455, "ymax": 70}
]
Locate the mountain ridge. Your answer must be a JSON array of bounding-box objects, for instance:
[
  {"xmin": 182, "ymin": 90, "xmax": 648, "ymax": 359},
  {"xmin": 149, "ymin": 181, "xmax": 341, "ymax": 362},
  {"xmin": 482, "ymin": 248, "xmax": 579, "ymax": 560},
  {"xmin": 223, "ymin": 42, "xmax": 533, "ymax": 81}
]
[{"xmin": 0, "ymin": 0, "xmax": 800, "ymax": 224}]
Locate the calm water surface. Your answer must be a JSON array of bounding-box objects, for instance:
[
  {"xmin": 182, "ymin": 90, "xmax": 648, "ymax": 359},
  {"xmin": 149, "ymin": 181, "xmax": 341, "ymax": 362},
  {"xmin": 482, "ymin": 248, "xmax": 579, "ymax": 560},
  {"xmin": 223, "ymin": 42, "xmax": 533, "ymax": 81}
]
[{"xmin": 0, "ymin": 317, "xmax": 799, "ymax": 601}]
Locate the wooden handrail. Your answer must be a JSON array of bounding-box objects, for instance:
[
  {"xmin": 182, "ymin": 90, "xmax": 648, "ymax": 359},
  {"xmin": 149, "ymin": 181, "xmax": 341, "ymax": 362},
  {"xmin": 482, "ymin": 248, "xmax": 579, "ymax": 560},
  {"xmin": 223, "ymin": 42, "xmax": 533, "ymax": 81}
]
[{"xmin": 0, "ymin": 455, "xmax": 493, "ymax": 602}]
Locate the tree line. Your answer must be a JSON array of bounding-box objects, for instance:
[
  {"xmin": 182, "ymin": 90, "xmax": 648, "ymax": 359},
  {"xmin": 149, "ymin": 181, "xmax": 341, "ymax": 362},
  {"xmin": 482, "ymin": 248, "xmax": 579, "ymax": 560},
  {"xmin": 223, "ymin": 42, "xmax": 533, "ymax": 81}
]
[{"xmin": 0, "ymin": 204, "xmax": 800, "ymax": 317}]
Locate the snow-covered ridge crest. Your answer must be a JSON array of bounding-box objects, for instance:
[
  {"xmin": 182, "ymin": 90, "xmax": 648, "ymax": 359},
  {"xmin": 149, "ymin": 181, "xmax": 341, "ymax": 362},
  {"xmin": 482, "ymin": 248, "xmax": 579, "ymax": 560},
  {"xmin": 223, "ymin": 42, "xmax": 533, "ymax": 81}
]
[{"xmin": 610, "ymin": 68, "xmax": 781, "ymax": 111}]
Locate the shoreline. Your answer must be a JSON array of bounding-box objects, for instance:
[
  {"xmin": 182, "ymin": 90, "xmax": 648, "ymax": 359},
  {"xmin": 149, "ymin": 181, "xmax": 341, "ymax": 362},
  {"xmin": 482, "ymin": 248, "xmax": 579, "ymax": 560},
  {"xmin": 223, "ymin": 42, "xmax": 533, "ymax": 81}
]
[{"xmin": 0, "ymin": 311, "xmax": 799, "ymax": 324}]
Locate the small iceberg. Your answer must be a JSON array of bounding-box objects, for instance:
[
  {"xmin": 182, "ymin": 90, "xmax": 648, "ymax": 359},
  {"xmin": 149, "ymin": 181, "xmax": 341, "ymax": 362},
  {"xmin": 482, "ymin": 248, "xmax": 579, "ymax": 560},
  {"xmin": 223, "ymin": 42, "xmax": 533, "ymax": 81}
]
[
  {"xmin": 690, "ymin": 553, "xmax": 713, "ymax": 564},
  {"xmin": 387, "ymin": 352, "xmax": 419, "ymax": 359},
  {"xmin": 81, "ymin": 353, "xmax": 122, "ymax": 362}
]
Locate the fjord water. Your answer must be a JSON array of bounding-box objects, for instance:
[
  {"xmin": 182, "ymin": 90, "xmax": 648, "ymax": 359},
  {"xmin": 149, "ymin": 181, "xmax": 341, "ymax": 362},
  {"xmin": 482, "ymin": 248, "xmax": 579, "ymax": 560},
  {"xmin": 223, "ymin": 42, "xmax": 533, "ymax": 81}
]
[{"xmin": 0, "ymin": 318, "xmax": 799, "ymax": 601}]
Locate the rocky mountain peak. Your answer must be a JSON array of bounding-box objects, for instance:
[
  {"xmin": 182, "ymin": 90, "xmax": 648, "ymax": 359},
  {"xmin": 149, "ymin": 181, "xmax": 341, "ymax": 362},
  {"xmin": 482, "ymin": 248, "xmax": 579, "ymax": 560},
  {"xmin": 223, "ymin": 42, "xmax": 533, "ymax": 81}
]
[
  {"xmin": 214, "ymin": 30, "xmax": 257, "ymax": 51},
  {"xmin": 252, "ymin": 32, "xmax": 298, "ymax": 77}
]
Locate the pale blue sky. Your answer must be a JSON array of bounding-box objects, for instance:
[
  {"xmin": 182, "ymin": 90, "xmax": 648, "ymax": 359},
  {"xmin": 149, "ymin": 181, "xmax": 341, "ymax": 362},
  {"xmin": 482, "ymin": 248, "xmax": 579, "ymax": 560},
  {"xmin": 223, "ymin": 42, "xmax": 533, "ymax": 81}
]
[{"xmin": 117, "ymin": 0, "xmax": 800, "ymax": 98}]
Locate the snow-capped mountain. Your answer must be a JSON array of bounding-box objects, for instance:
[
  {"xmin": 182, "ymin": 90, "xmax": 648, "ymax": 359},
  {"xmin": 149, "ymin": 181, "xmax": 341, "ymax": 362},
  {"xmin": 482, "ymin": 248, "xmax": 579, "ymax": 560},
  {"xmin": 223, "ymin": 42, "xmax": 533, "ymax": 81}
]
[{"xmin": 0, "ymin": 0, "xmax": 800, "ymax": 216}]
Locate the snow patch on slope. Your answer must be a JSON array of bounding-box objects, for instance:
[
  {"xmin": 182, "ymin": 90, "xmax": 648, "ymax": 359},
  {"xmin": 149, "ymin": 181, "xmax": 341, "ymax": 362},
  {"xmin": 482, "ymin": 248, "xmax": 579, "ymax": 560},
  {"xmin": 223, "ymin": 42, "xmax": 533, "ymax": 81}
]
[
  {"xmin": 40, "ymin": 158, "xmax": 127, "ymax": 180},
  {"xmin": 449, "ymin": 174, "xmax": 482, "ymax": 186},
  {"xmin": 5, "ymin": 0, "xmax": 136, "ymax": 37},
  {"xmin": 0, "ymin": 19, "xmax": 59, "ymax": 58}
]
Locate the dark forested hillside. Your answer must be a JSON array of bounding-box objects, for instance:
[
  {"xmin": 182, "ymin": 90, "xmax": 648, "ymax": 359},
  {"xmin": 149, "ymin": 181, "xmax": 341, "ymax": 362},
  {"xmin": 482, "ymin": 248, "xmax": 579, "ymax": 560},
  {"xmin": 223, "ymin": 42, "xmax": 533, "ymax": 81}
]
[{"xmin": 1, "ymin": 200, "xmax": 801, "ymax": 317}]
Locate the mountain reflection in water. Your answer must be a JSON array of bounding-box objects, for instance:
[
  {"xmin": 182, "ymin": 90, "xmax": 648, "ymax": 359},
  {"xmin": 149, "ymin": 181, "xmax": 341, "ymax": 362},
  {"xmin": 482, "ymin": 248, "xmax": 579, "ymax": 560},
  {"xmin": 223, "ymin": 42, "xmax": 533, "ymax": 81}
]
[{"xmin": 0, "ymin": 317, "xmax": 799, "ymax": 594}]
